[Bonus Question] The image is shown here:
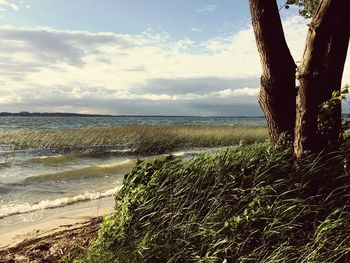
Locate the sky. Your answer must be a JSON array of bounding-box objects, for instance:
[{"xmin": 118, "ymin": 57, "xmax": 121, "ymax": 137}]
[{"xmin": 0, "ymin": 0, "xmax": 349, "ymax": 116}]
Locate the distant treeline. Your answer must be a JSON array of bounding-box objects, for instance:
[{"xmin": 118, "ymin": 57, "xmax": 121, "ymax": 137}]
[
  {"xmin": 0, "ymin": 112, "xmax": 114, "ymax": 117},
  {"xmin": 1, "ymin": 111, "xmax": 350, "ymax": 118},
  {"xmin": 0, "ymin": 112, "xmax": 266, "ymax": 118}
]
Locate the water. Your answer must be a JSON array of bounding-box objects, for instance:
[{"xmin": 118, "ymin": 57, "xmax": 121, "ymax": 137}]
[
  {"xmin": 0, "ymin": 116, "xmax": 265, "ymax": 225},
  {"xmin": 0, "ymin": 116, "xmax": 265, "ymax": 130},
  {"xmin": 0, "ymin": 148, "xmax": 132, "ymax": 220}
]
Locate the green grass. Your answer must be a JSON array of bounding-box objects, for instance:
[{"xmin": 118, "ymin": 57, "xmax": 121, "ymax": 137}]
[
  {"xmin": 0, "ymin": 125, "xmax": 268, "ymax": 154},
  {"xmin": 68, "ymin": 140, "xmax": 350, "ymax": 263}
]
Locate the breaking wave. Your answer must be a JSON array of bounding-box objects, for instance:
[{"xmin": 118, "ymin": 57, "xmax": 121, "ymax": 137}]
[{"xmin": 0, "ymin": 187, "xmax": 121, "ymax": 219}]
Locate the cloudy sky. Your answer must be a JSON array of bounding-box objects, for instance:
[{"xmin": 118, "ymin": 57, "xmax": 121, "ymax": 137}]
[{"xmin": 0, "ymin": 0, "xmax": 349, "ymax": 116}]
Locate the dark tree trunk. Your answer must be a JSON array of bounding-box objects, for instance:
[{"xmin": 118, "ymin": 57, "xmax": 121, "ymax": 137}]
[
  {"xmin": 295, "ymin": 0, "xmax": 350, "ymax": 157},
  {"xmin": 318, "ymin": 10, "xmax": 349, "ymax": 149},
  {"xmin": 249, "ymin": 0, "xmax": 297, "ymax": 143}
]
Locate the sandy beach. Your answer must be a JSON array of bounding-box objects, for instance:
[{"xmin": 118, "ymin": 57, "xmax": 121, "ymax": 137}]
[{"xmin": 0, "ymin": 197, "xmax": 115, "ymax": 262}]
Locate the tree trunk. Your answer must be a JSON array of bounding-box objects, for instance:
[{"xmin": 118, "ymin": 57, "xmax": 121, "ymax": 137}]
[
  {"xmin": 318, "ymin": 10, "xmax": 349, "ymax": 149},
  {"xmin": 295, "ymin": 0, "xmax": 350, "ymax": 157},
  {"xmin": 249, "ymin": 0, "xmax": 296, "ymax": 143}
]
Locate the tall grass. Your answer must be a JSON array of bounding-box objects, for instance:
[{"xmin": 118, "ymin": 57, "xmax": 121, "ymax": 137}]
[
  {"xmin": 0, "ymin": 125, "xmax": 267, "ymax": 154},
  {"xmin": 70, "ymin": 140, "xmax": 350, "ymax": 263}
]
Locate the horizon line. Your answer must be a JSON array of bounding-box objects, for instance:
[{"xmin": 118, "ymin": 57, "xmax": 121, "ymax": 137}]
[{"xmin": 0, "ymin": 111, "xmax": 266, "ymax": 118}]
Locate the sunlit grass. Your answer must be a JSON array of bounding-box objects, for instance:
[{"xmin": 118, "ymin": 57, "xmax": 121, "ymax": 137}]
[
  {"xmin": 0, "ymin": 125, "xmax": 268, "ymax": 154},
  {"xmin": 68, "ymin": 141, "xmax": 350, "ymax": 263}
]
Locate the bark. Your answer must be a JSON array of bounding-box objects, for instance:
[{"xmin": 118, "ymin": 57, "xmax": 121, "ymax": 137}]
[
  {"xmin": 295, "ymin": 0, "xmax": 350, "ymax": 157},
  {"xmin": 249, "ymin": 0, "xmax": 297, "ymax": 143},
  {"xmin": 318, "ymin": 11, "xmax": 349, "ymax": 149}
]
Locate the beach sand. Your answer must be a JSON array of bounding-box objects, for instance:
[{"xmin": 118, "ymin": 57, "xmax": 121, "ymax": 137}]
[{"xmin": 0, "ymin": 197, "xmax": 115, "ymax": 262}]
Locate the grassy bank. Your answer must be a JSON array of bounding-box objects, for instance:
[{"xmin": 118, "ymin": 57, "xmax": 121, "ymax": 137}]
[
  {"xmin": 0, "ymin": 125, "xmax": 267, "ymax": 154},
  {"xmin": 67, "ymin": 140, "xmax": 350, "ymax": 263}
]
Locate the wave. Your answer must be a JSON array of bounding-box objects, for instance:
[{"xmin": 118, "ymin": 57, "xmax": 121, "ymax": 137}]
[
  {"xmin": 0, "ymin": 187, "xmax": 121, "ymax": 219},
  {"xmin": 0, "ymin": 185, "xmax": 11, "ymax": 194},
  {"xmin": 172, "ymin": 147, "xmax": 230, "ymax": 157},
  {"xmin": 20, "ymin": 159, "xmax": 135, "ymax": 185},
  {"xmin": 29, "ymin": 149, "xmax": 134, "ymax": 165},
  {"xmin": 0, "ymin": 161, "xmax": 12, "ymax": 169},
  {"xmin": 31, "ymin": 153, "xmax": 84, "ymax": 165}
]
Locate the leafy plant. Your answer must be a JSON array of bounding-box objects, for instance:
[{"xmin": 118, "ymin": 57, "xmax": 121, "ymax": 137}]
[
  {"xmin": 318, "ymin": 85, "xmax": 349, "ymax": 140},
  {"xmin": 285, "ymin": 0, "xmax": 321, "ymax": 18}
]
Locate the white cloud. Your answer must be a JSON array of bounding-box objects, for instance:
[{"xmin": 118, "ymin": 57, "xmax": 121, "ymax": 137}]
[
  {"xmin": 0, "ymin": 0, "xmax": 28, "ymax": 12},
  {"xmin": 0, "ymin": 15, "xmax": 348, "ymax": 115},
  {"xmin": 9, "ymin": 3, "xmax": 18, "ymax": 11},
  {"xmin": 195, "ymin": 4, "xmax": 217, "ymax": 13},
  {"xmin": 217, "ymin": 87, "xmax": 259, "ymax": 98},
  {"xmin": 117, "ymin": 87, "xmax": 259, "ymax": 101},
  {"xmin": 0, "ymin": 0, "xmax": 19, "ymax": 12},
  {"xmin": 190, "ymin": 27, "xmax": 202, "ymax": 33},
  {"xmin": 0, "ymin": 24, "xmax": 263, "ymax": 96}
]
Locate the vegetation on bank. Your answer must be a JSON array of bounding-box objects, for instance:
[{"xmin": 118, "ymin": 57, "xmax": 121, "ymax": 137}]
[
  {"xmin": 63, "ymin": 139, "xmax": 350, "ymax": 263},
  {"xmin": 0, "ymin": 125, "xmax": 267, "ymax": 154}
]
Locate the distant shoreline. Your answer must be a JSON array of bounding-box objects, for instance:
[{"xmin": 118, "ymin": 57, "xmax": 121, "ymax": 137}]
[
  {"xmin": 1, "ymin": 112, "xmax": 349, "ymax": 118},
  {"xmin": 0, "ymin": 112, "xmax": 114, "ymax": 117},
  {"xmin": 0, "ymin": 112, "xmax": 265, "ymax": 118}
]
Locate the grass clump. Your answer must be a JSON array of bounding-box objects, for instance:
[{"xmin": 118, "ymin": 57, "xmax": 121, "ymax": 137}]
[
  {"xmin": 71, "ymin": 141, "xmax": 350, "ymax": 262},
  {"xmin": 0, "ymin": 125, "xmax": 267, "ymax": 154}
]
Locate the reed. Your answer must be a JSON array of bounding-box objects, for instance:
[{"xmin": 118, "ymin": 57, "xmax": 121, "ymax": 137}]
[{"xmin": 0, "ymin": 125, "xmax": 268, "ymax": 154}]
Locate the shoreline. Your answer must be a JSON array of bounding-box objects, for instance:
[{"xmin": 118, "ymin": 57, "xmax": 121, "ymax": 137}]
[
  {"xmin": 0, "ymin": 196, "xmax": 114, "ymax": 250},
  {"xmin": 0, "ymin": 217, "xmax": 103, "ymax": 262}
]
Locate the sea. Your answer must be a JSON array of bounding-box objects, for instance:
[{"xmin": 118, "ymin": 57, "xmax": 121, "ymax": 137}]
[{"xmin": 0, "ymin": 116, "xmax": 265, "ymax": 226}]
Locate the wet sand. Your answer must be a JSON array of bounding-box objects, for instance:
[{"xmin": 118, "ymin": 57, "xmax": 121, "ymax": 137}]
[{"xmin": 0, "ymin": 196, "xmax": 115, "ymax": 249}]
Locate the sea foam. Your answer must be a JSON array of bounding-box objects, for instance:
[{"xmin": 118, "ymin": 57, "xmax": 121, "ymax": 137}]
[{"xmin": 0, "ymin": 186, "xmax": 121, "ymax": 219}]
